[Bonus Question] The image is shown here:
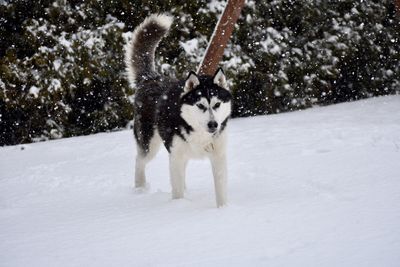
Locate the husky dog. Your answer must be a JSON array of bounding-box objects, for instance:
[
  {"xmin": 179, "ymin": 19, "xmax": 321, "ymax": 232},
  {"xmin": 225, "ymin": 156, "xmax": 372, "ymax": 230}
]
[{"xmin": 125, "ymin": 14, "xmax": 232, "ymax": 207}]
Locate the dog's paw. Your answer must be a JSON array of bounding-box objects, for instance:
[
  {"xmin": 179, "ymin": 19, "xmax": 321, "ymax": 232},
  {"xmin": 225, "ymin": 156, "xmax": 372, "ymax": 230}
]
[{"xmin": 132, "ymin": 183, "xmax": 150, "ymax": 194}]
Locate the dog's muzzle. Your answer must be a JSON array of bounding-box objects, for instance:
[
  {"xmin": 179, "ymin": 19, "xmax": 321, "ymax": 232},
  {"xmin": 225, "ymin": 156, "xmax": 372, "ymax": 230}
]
[{"xmin": 207, "ymin": 121, "xmax": 218, "ymax": 133}]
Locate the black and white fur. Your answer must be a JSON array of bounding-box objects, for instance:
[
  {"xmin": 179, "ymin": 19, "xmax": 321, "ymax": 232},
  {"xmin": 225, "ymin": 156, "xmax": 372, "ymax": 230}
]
[{"xmin": 125, "ymin": 14, "xmax": 232, "ymax": 207}]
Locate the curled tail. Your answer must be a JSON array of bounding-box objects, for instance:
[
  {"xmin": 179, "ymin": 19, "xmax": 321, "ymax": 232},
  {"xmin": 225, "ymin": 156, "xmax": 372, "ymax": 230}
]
[{"xmin": 125, "ymin": 14, "xmax": 173, "ymax": 86}]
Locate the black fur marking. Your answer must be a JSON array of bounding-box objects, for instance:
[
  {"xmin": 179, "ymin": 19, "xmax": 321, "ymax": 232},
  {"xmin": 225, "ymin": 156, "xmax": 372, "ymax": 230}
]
[
  {"xmin": 181, "ymin": 76, "xmax": 232, "ymax": 106},
  {"xmin": 220, "ymin": 117, "xmax": 229, "ymax": 134}
]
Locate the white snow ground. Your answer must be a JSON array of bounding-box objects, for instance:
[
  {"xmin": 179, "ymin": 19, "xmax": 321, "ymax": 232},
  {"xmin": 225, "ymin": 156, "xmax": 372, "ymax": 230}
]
[{"xmin": 1, "ymin": 95, "xmax": 400, "ymax": 267}]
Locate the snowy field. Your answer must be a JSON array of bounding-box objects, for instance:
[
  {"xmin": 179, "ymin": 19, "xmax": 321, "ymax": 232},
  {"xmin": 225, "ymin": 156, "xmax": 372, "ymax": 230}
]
[{"xmin": 1, "ymin": 95, "xmax": 400, "ymax": 267}]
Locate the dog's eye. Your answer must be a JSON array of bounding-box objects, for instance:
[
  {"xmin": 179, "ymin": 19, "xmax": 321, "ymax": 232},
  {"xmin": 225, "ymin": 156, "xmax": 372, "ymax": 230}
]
[
  {"xmin": 213, "ymin": 102, "xmax": 221, "ymax": 109},
  {"xmin": 196, "ymin": 103, "xmax": 207, "ymax": 111}
]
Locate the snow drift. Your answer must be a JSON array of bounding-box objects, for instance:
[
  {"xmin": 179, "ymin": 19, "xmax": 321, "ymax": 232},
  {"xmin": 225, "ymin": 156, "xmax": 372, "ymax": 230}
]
[{"xmin": 1, "ymin": 96, "xmax": 400, "ymax": 266}]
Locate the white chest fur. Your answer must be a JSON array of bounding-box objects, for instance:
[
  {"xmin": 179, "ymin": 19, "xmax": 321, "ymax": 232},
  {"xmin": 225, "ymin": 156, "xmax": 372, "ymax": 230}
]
[
  {"xmin": 167, "ymin": 127, "xmax": 228, "ymax": 208},
  {"xmin": 185, "ymin": 129, "xmax": 214, "ymax": 158},
  {"xmin": 171, "ymin": 128, "xmax": 222, "ymax": 159}
]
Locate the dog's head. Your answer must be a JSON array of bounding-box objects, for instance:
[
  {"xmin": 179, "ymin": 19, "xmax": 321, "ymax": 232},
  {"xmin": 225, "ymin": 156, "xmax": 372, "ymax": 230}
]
[{"xmin": 180, "ymin": 68, "xmax": 232, "ymax": 135}]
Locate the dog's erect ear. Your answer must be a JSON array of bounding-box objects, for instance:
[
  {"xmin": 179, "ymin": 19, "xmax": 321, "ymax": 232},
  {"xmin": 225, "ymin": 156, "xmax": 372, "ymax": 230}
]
[
  {"xmin": 213, "ymin": 68, "xmax": 228, "ymax": 90},
  {"xmin": 184, "ymin": 71, "xmax": 200, "ymax": 93}
]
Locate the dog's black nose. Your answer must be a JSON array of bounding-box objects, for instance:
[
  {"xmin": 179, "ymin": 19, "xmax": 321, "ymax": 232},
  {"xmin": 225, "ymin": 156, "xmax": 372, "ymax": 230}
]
[{"xmin": 207, "ymin": 121, "xmax": 218, "ymax": 132}]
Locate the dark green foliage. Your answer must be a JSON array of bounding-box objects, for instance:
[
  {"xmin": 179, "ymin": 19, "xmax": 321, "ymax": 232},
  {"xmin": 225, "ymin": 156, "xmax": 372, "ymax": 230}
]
[
  {"xmin": 1, "ymin": 0, "xmax": 399, "ymax": 145},
  {"xmin": 231, "ymin": 0, "xmax": 400, "ymax": 116}
]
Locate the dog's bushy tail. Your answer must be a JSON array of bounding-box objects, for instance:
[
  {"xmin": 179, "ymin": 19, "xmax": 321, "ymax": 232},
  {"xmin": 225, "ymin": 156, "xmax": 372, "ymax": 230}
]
[{"xmin": 125, "ymin": 14, "xmax": 173, "ymax": 86}]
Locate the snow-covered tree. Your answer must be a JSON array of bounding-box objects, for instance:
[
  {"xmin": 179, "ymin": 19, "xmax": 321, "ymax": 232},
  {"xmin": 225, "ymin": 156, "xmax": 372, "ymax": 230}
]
[{"xmin": 1, "ymin": 0, "xmax": 399, "ymax": 145}]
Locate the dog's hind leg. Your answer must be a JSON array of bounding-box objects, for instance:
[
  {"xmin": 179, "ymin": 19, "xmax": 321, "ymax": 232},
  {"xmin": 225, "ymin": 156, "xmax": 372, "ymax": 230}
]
[
  {"xmin": 134, "ymin": 150, "xmax": 147, "ymax": 188},
  {"xmin": 134, "ymin": 132, "xmax": 162, "ymax": 189}
]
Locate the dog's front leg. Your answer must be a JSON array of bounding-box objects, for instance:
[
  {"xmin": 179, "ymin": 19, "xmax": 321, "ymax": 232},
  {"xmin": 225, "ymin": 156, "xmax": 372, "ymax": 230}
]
[
  {"xmin": 169, "ymin": 152, "xmax": 187, "ymax": 199},
  {"xmin": 210, "ymin": 151, "xmax": 228, "ymax": 207}
]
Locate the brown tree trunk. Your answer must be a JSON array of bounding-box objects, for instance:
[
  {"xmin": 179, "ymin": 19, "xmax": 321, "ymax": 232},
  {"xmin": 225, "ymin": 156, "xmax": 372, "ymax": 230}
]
[
  {"xmin": 197, "ymin": 0, "xmax": 245, "ymax": 76},
  {"xmin": 396, "ymin": 0, "xmax": 400, "ymax": 15}
]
